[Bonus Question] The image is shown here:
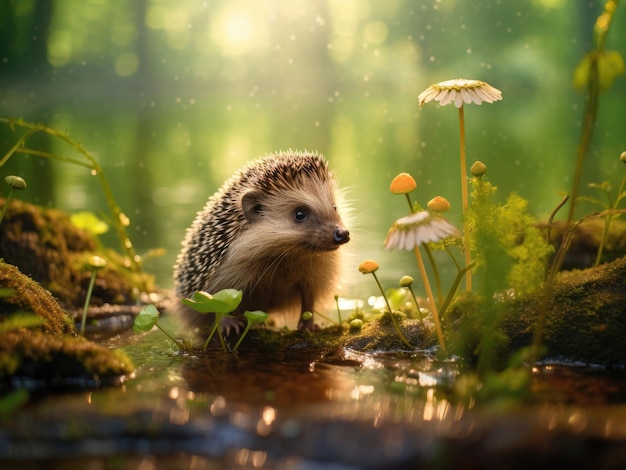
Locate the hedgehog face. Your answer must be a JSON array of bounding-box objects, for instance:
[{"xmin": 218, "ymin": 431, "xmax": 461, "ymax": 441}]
[
  {"xmin": 287, "ymin": 201, "xmax": 350, "ymax": 250},
  {"xmin": 241, "ymin": 179, "xmax": 349, "ymax": 254}
]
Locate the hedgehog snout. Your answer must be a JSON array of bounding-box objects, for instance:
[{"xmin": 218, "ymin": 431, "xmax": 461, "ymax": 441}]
[{"xmin": 333, "ymin": 227, "xmax": 350, "ymax": 245}]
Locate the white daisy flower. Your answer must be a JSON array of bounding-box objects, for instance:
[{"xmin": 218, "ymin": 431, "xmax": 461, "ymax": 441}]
[
  {"xmin": 418, "ymin": 79, "xmax": 502, "ymax": 109},
  {"xmin": 384, "ymin": 211, "xmax": 460, "ymax": 251}
]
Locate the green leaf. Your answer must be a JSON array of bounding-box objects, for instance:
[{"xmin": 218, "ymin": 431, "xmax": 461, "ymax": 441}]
[
  {"xmin": 133, "ymin": 304, "xmax": 160, "ymax": 332},
  {"xmin": 573, "ymin": 53, "xmax": 592, "ymax": 92},
  {"xmin": 70, "ymin": 211, "xmax": 109, "ymax": 235},
  {"xmin": 212, "ymin": 289, "xmax": 243, "ymax": 310},
  {"xmin": 181, "ymin": 291, "xmax": 217, "ymax": 313},
  {"xmin": 244, "ymin": 310, "xmax": 268, "ymax": 324},
  {"xmin": 182, "ymin": 289, "xmax": 242, "ymax": 314},
  {"xmin": 598, "ymin": 50, "xmax": 625, "ymax": 91},
  {"xmin": 573, "ymin": 50, "xmax": 625, "ymax": 92}
]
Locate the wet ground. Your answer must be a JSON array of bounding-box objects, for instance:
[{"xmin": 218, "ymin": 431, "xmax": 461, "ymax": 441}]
[{"xmin": 2, "ymin": 315, "xmax": 626, "ymax": 469}]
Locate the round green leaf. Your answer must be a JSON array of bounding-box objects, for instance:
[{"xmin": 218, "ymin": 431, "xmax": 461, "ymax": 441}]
[
  {"xmin": 70, "ymin": 211, "xmax": 109, "ymax": 235},
  {"xmin": 212, "ymin": 289, "xmax": 243, "ymax": 311},
  {"xmin": 244, "ymin": 310, "xmax": 268, "ymax": 324},
  {"xmin": 181, "ymin": 289, "xmax": 242, "ymax": 314},
  {"xmin": 133, "ymin": 304, "xmax": 160, "ymax": 332},
  {"xmin": 182, "ymin": 292, "xmax": 226, "ymax": 313}
]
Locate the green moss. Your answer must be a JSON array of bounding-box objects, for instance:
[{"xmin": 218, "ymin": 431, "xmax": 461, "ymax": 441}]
[
  {"xmin": 468, "ymin": 176, "xmax": 553, "ymax": 298},
  {"xmin": 0, "ymin": 198, "xmax": 155, "ymax": 310},
  {"xmin": 0, "ymin": 328, "xmax": 134, "ymax": 389},
  {"xmin": 0, "ymin": 262, "xmax": 75, "ymax": 336}
]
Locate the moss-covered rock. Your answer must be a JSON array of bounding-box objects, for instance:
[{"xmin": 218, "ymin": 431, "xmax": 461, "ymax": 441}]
[
  {"xmin": 0, "ymin": 197, "xmax": 149, "ymax": 392},
  {"xmin": 0, "ymin": 328, "xmax": 134, "ymax": 390},
  {"xmin": 0, "ymin": 263, "xmax": 134, "ymax": 391},
  {"xmin": 506, "ymin": 256, "xmax": 626, "ymax": 367},
  {"xmin": 0, "ymin": 197, "xmax": 153, "ymax": 310},
  {"xmin": 0, "ymin": 262, "xmax": 75, "ymax": 336}
]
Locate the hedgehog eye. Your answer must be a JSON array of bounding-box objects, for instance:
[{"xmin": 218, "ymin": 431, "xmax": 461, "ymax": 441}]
[{"xmin": 294, "ymin": 208, "xmax": 308, "ymax": 222}]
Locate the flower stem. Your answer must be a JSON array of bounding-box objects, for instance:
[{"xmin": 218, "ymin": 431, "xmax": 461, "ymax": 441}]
[
  {"xmin": 458, "ymin": 105, "xmax": 472, "ymax": 292},
  {"xmin": 423, "ymin": 244, "xmax": 443, "ymax": 305},
  {"xmin": 413, "ymin": 246, "xmax": 447, "ymax": 355},
  {"xmin": 371, "ymin": 271, "xmax": 413, "ymax": 349},
  {"xmin": 217, "ymin": 324, "xmax": 228, "ymax": 351},
  {"xmin": 80, "ymin": 270, "xmax": 98, "ymax": 335},
  {"xmin": 231, "ymin": 323, "xmax": 251, "ymax": 352},
  {"xmin": 402, "ymin": 192, "xmax": 443, "ymax": 304},
  {"xmin": 406, "ymin": 285, "xmax": 424, "ymax": 321},
  {"xmin": 203, "ymin": 318, "xmax": 220, "ymax": 350},
  {"xmin": 155, "ymin": 322, "xmax": 186, "ymax": 350},
  {"xmin": 595, "ymin": 173, "xmax": 626, "ymax": 266},
  {"xmin": 439, "ymin": 262, "xmax": 474, "ymax": 320},
  {"xmin": 334, "ymin": 295, "xmax": 342, "ymax": 325}
]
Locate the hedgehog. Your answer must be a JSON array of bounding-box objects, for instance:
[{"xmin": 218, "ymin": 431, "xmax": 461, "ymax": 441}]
[{"xmin": 173, "ymin": 151, "xmax": 350, "ymax": 335}]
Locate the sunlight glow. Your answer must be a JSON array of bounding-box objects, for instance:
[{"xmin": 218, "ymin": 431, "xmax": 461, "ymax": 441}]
[{"xmin": 211, "ymin": 5, "xmax": 266, "ymax": 56}]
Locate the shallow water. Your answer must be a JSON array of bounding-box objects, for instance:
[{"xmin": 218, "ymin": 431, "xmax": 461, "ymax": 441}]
[{"xmin": 3, "ymin": 314, "xmax": 626, "ymax": 468}]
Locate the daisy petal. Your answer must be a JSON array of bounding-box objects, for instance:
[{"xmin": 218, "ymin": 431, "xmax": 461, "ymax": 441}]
[
  {"xmin": 454, "ymin": 91, "xmax": 463, "ymax": 108},
  {"xmin": 460, "ymin": 88, "xmax": 472, "ymax": 105},
  {"xmin": 437, "ymin": 89, "xmax": 451, "ymax": 106},
  {"xmin": 468, "ymin": 89, "xmax": 483, "ymax": 105}
]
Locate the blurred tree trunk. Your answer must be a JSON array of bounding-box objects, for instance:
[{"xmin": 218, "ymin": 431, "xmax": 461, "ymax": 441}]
[
  {"xmin": 0, "ymin": 0, "xmax": 52, "ymax": 75},
  {"xmin": 0, "ymin": 1, "xmax": 55, "ymax": 204}
]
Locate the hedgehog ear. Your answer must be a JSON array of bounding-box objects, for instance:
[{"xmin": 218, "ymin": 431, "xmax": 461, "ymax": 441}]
[{"xmin": 242, "ymin": 191, "xmax": 264, "ymax": 222}]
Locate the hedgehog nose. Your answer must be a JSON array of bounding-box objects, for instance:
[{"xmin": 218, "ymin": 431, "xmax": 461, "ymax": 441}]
[{"xmin": 333, "ymin": 228, "xmax": 350, "ymax": 245}]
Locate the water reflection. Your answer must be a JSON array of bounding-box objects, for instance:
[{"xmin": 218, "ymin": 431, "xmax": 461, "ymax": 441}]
[{"xmin": 182, "ymin": 350, "xmax": 359, "ymax": 406}]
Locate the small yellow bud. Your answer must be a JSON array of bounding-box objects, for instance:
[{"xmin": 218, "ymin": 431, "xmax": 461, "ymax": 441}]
[
  {"xmin": 470, "ymin": 161, "xmax": 487, "ymax": 177},
  {"xmin": 358, "ymin": 259, "xmax": 379, "ymax": 274},
  {"xmin": 399, "ymin": 275, "xmax": 414, "ymax": 287},
  {"xmin": 390, "ymin": 173, "xmax": 417, "ymax": 194},
  {"xmin": 620, "ymin": 151, "xmax": 626, "ymax": 163},
  {"xmin": 427, "ymin": 196, "xmax": 451, "ymax": 212}
]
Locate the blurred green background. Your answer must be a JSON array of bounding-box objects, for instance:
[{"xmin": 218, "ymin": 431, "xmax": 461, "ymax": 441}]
[{"xmin": 0, "ymin": 0, "xmax": 624, "ymax": 291}]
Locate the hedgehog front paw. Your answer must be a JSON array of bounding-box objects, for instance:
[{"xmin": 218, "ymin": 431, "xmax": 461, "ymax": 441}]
[{"xmin": 220, "ymin": 315, "xmax": 244, "ymax": 336}]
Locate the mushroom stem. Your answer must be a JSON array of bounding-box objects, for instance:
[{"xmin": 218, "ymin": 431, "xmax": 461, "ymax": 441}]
[
  {"xmin": 403, "ymin": 193, "xmax": 443, "ymax": 304},
  {"xmin": 370, "ymin": 271, "xmax": 413, "ymax": 350},
  {"xmin": 413, "ymin": 245, "xmax": 447, "ymax": 355},
  {"xmin": 458, "ymin": 105, "xmax": 472, "ymax": 292},
  {"xmin": 404, "ymin": 193, "xmax": 413, "ymax": 212}
]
